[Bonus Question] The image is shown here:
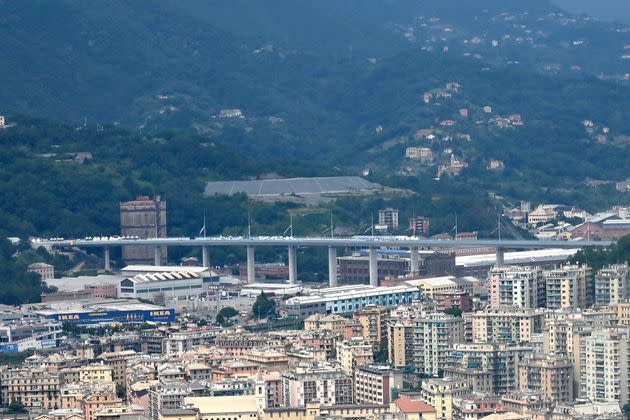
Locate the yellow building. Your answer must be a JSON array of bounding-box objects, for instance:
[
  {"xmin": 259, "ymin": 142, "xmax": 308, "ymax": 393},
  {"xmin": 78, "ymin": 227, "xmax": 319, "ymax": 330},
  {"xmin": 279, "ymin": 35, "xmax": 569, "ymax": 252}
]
[
  {"xmin": 616, "ymin": 302, "xmax": 630, "ymax": 326},
  {"xmin": 185, "ymin": 395, "xmax": 261, "ymax": 420},
  {"xmin": 97, "ymin": 350, "xmax": 136, "ymax": 386},
  {"xmin": 354, "ymin": 306, "xmax": 388, "ymax": 352},
  {"xmin": 405, "ymin": 277, "xmax": 459, "ymax": 300},
  {"xmin": 387, "ymin": 320, "xmax": 414, "ymax": 369},
  {"xmin": 420, "ymin": 378, "xmax": 469, "ymax": 420},
  {"xmin": 336, "ymin": 338, "xmax": 373, "ymax": 374},
  {"xmin": 303, "ymin": 314, "xmax": 349, "ymax": 337},
  {"xmin": 79, "ymin": 365, "xmax": 114, "ymax": 384}
]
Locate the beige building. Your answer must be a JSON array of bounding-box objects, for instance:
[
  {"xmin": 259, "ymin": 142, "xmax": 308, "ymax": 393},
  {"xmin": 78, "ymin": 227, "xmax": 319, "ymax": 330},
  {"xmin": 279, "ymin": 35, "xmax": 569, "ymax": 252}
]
[
  {"xmin": 406, "ymin": 277, "xmax": 459, "ymax": 300},
  {"xmin": 354, "ymin": 365, "xmax": 403, "ymax": 406},
  {"xmin": 281, "ymin": 363, "xmax": 353, "ymax": 407},
  {"xmin": 420, "ymin": 378, "xmax": 469, "ymax": 420},
  {"xmin": 466, "ymin": 307, "xmax": 544, "ymax": 343},
  {"xmin": 616, "ymin": 301, "xmax": 630, "ymax": 326},
  {"xmin": 594, "ymin": 263, "xmax": 629, "ymax": 306},
  {"xmin": 391, "ymin": 397, "xmax": 437, "ymax": 419},
  {"xmin": 517, "ymin": 354, "xmax": 573, "ymax": 402},
  {"xmin": 387, "ymin": 320, "xmax": 414, "ymax": 369},
  {"xmin": 28, "ymin": 262, "xmax": 55, "ymax": 280},
  {"xmin": 354, "ymin": 305, "xmax": 388, "ymax": 352},
  {"xmin": 0, "ymin": 368, "xmax": 62, "ymax": 410},
  {"xmin": 185, "ymin": 395, "xmax": 260, "ymax": 420},
  {"xmin": 378, "ymin": 208, "xmax": 399, "ymax": 230},
  {"xmin": 97, "ymin": 350, "xmax": 136, "ymax": 386},
  {"xmin": 544, "ymin": 264, "xmax": 590, "ymax": 310},
  {"xmin": 488, "ymin": 266, "xmax": 544, "ymax": 309},
  {"xmin": 336, "ymin": 338, "xmax": 373, "ymax": 374},
  {"xmin": 263, "ymin": 402, "xmax": 391, "ymax": 420},
  {"xmin": 303, "ymin": 314, "xmax": 348, "ymax": 337}
]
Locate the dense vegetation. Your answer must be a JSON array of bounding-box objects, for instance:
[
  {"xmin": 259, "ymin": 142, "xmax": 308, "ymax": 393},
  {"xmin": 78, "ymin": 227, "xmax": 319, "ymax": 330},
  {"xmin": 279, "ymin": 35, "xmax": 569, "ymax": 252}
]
[
  {"xmin": 0, "ymin": 239, "xmax": 56, "ymax": 305},
  {"xmin": 570, "ymin": 235, "xmax": 630, "ymax": 271}
]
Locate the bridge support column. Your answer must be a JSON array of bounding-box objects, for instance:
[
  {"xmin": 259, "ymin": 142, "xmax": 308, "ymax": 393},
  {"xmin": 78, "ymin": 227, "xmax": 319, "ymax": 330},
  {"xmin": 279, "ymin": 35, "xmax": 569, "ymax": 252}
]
[
  {"xmin": 202, "ymin": 246, "xmax": 209, "ymax": 268},
  {"xmin": 154, "ymin": 246, "xmax": 161, "ymax": 266},
  {"xmin": 410, "ymin": 247, "xmax": 419, "ymax": 277},
  {"xmin": 496, "ymin": 248, "xmax": 505, "ymax": 266},
  {"xmin": 247, "ymin": 246, "xmax": 256, "ymax": 283},
  {"xmin": 328, "ymin": 247, "xmax": 338, "ymax": 288},
  {"xmin": 104, "ymin": 247, "xmax": 111, "ymax": 271},
  {"xmin": 288, "ymin": 246, "xmax": 298, "ymax": 285},
  {"xmin": 369, "ymin": 247, "xmax": 378, "ymax": 287}
]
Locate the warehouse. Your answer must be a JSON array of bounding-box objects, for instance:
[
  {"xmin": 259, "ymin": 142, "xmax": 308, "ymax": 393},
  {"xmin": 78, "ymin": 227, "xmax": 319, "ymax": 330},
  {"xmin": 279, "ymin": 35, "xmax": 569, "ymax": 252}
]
[{"xmin": 118, "ymin": 270, "xmax": 204, "ymax": 302}]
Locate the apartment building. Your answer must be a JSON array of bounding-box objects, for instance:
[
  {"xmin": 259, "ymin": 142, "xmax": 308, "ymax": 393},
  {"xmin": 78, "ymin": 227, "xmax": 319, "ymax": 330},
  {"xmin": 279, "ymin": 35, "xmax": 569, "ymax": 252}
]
[
  {"xmin": 545, "ymin": 264, "xmax": 591, "ymax": 309},
  {"xmin": 354, "ymin": 365, "xmax": 402, "ymax": 406},
  {"xmin": 335, "ymin": 338, "xmax": 373, "ymax": 374},
  {"xmin": 353, "ymin": 306, "xmax": 388, "ymax": 352},
  {"xmin": 466, "ymin": 307, "xmax": 544, "ymax": 343},
  {"xmin": 387, "ymin": 320, "xmax": 414, "ymax": 369},
  {"xmin": 413, "ymin": 313, "xmax": 464, "ymax": 376},
  {"xmin": 378, "ymin": 208, "xmax": 399, "ymax": 230},
  {"xmin": 304, "ymin": 314, "xmax": 348, "ymax": 337},
  {"xmin": 0, "ymin": 368, "xmax": 62, "ymax": 410},
  {"xmin": 97, "ymin": 351, "xmax": 136, "ymax": 386},
  {"xmin": 517, "ymin": 354, "xmax": 573, "ymax": 402},
  {"xmin": 580, "ymin": 329, "xmax": 630, "ymax": 405},
  {"xmin": 443, "ymin": 342, "xmax": 533, "ymax": 396},
  {"xmin": 594, "ymin": 263, "xmax": 629, "ymax": 306},
  {"xmin": 281, "ymin": 363, "xmax": 354, "ymax": 407},
  {"xmin": 420, "ymin": 378, "xmax": 470, "ymax": 420},
  {"xmin": 488, "ymin": 265, "xmax": 544, "ymax": 308}
]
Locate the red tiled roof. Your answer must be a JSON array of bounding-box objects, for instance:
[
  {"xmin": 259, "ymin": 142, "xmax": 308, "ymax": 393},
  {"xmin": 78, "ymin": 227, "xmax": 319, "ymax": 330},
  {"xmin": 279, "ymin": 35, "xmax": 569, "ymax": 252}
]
[{"xmin": 395, "ymin": 397, "xmax": 436, "ymax": 414}]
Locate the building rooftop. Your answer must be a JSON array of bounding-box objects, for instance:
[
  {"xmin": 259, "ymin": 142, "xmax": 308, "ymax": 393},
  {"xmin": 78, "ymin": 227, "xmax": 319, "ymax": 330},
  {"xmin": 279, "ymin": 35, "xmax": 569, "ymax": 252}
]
[
  {"xmin": 185, "ymin": 395, "xmax": 258, "ymax": 414},
  {"xmin": 405, "ymin": 276, "xmax": 457, "ymax": 287},
  {"xmin": 394, "ymin": 397, "xmax": 436, "ymax": 414}
]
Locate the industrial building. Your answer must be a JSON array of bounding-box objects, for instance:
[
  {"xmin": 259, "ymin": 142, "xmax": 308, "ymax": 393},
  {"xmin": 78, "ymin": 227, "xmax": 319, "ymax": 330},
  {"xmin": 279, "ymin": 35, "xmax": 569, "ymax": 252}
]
[
  {"xmin": 120, "ymin": 195, "xmax": 167, "ymax": 265},
  {"xmin": 284, "ymin": 285, "xmax": 419, "ymax": 317},
  {"xmin": 34, "ymin": 301, "xmax": 175, "ymax": 325},
  {"xmin": 118, "ymin": 271, "xmax": 204, "ymax": 303}
]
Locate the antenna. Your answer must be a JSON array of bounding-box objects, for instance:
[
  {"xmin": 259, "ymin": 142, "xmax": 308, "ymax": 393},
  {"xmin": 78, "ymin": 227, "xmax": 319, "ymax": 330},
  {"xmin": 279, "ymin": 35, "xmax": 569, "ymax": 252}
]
[
  {"xmin": 248, "ymin": 212, "xmax": 252, "ymax": 238},
  {"xmin": 498, "ymin": 213, "xmax": 501, "ymax": 242},
  {"xmin": 203, "ymin": 211, "xmax": 207, "ymax": 238},
  {"xmin": 371, "ymin": 214, "xmax": 375, "ymax": 237},
  {"xmin": 290, "ymin": 212, "xmax": 294, "ymax": 238}
]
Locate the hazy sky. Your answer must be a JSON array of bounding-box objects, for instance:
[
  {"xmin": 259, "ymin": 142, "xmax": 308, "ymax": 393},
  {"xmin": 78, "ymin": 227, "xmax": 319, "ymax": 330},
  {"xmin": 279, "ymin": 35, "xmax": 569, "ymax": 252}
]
[{"xmin": 552, "ymin": 0, "xmax": 630, "ymax": 23}]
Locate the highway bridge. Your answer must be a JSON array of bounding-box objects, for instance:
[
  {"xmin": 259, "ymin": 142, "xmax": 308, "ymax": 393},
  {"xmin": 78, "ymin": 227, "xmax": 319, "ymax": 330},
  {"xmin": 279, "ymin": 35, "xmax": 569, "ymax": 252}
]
[{"xmin": 39, "ymin": 236, "xmax": 612, "ymax": 287}]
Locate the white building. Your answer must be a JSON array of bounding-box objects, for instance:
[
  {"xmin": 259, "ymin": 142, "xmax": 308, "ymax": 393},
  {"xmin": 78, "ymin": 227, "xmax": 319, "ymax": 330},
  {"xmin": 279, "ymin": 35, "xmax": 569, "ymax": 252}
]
[
  {"xmin": 581, "ymin": 329, "xmax": 629, "ymax": 405},
  {"xmin": 413, "ymin": 312, "xmax": 464, "ymax": 376},
  {"xmin": 488, "ymin": 265, "xmax": 544, "ymax": 309},
  {"xmin": 118, "ymin": 271, "xmax": 204, "ymax": 302},
  {"xmin": 594, "ymin": 263, "xmax": 629, "ymax": 306}
]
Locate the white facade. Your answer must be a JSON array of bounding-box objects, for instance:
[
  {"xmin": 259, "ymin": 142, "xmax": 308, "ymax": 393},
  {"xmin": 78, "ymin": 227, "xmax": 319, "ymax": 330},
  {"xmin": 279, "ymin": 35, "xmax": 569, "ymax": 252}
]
[
  {"xmin": 594, "ymin": 264, "xmax": 629, "ymax": 306},
  {"xmin": 119, "ymin": 271, "xmax": 203, "ymax": 302},
  {"xmin": 581, "ymin": 329, "xmax": 629, "ymax": 405},
  {"xmin": 488, "ymin": 265, "xmax": 543, "ymax": 308}
]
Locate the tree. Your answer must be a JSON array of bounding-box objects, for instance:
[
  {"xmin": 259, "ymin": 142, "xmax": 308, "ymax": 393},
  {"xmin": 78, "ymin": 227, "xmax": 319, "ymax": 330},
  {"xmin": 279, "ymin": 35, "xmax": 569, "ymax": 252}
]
[
  {"xmin": 444, "ymin": 306, "xmax": 462, "ymax": 317},
  {"xmin": 6, "ymin": 400, "xmax": 27, "ymax": 414},
  {"xmin": 373, "ymin": 339, "xmax": 389, "ymax": 364},
  {"xmin": 216, "ymin": 306, "xmax": 239, "ymax": 326},
  {"xmin": 252, "ymin": 292, "xmax": 276, "ymax": 319},
  {"xmin": 623, "ymin": 403, "xmax": 630, "ymax": 420}
]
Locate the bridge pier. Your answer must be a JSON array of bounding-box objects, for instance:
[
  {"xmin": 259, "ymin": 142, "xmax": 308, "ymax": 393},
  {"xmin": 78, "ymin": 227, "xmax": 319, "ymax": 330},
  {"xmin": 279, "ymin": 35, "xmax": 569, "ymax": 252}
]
[
  {"xmin": 496, "ymin": 248, "xmax": 505, "ymax": 266},
  {"xmin": 328, "ymin": 246, "xmax": 338, "ymax": 288},
  {"xmin": 409, "ymin": 247, "xmax": 420, "ymax": 277},
  {"xmin": 104, "ymin": 247, "xmax": 111, "ymax": 271},
  {"xmin": 247, "ymin": 245, "xmax": 256, "ymax": 283},
  {"xmin": 288, "ymin": 246, "xmax": 298, "ymax": 285},
  {"xmin": 369, "ymin": 247, "xmax": 378, "ymax": 287},
  {"xmin": 202, "ymin": 246, "xmax": 209, "ymax": 268},
  {"xmin": 154, "ymin": 246, "xmax": 161, "ymax": 266}
]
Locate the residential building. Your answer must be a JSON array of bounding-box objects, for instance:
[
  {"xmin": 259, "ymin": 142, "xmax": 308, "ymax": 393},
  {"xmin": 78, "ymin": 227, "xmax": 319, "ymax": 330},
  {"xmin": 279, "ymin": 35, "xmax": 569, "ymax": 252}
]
[
  {"xmin": 28, "ymin": 262, "xmax": 55, "ymax": 280},
  {"xmin": 420, "ymin": 378, "xmax": 469, "ymax": 420},
  {"xmin": 354, "ymin": 365, "xmax": 403, "ymax": 406},
  {"xmin": 304, "ymin": 314, "xmax": 348, "ymax": 337},
  {"xmin": 517, "ymin": 354, "xmax": 573, "ymax": 402},
  {"xmin": 387, "ymin": 320, "xmax": 414, "ymax": 369},
  {"xmin": 97, "ymin": 350, "xmax": 136, "ymax": 386},
  {"xmin": 545, "ymin": 264, "xmax": 591, "ymax": 309},
  {"xmin": 594, "ymin": 263, "xmax": 629, "ymax": 306},
  {"xmin": 281, "ymin": 363, "xmax": 354, "ymax": 407},
  {"xmin": 120, "ymin": 195, "xmax": 167, "ymax": 265},
  {"xmin": 443, "ymin": 342, "xmax": 533, "ymax": 396},
  {"xmin": 580, "ymin": 329, "xmax": 630, "ymax": 405},
  {"xmin": 406, "ymin": 277, "xmax": 459, "ymax": 301},
  {"xmin": 0, "ymin": 368, "xmax": 62, "ymax": 410},
  {"xmin": 487, "ymin": 266, "xmax": 544, "ymax": 308},
  {"xmin": 413, "ymin": 313, "xmax": 464, "ymax": 376},
  {"xmin": 466, "ymin": 307, "xmax": 544, "ymax": 343},
  {"xmin": 409, "ymin": 216, "xmax": 431, "ymax": 235},
  {"xmin": 378, "ymin": 208, "xmax": 399, "ymax": 230},
  {"xmin": 149, "ymin": 383, "xmax": 199, "ymax": 420},
  {"xmin": 391, "ymin": 397, "xmax": 438, "ymax": 419},
  {"xmin": 185, "ymin": 395, "xmax": 259, "ymax": 420},
  {"xmin": 617, "ymin": 301, "xmax": 630, "ymax": 326},
  {"xmin": 336, "ymin": 338, "xmax": 373, "ymax": 374},
  {"xmin": 354, "ymin": 306, "xmax": 388, "ymax": 352}
]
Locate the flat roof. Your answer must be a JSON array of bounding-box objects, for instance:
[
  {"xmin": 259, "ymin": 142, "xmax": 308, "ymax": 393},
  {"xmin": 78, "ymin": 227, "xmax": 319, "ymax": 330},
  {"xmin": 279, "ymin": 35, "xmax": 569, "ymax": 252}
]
[
  {"xmin": 456, "ymin": 249, "xmax": 578, "ymax": 268},
  {"xmin": 286, "ymin": 285, "xmax": 417, "ymax": 305},
  {"xmin": 185, "ymin": 395, "xmax": 257, "ymax": 414},
  {"xmin": 121, "ymin": 265, "xmax": 210, "ymax": 274},
  {"xmin": 204, "ymin": 176, "xmax": 381, "ymax": 197},
  {"xmin": 405, "ymin": 276, "xmax": 457, "ymax": 287}
]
